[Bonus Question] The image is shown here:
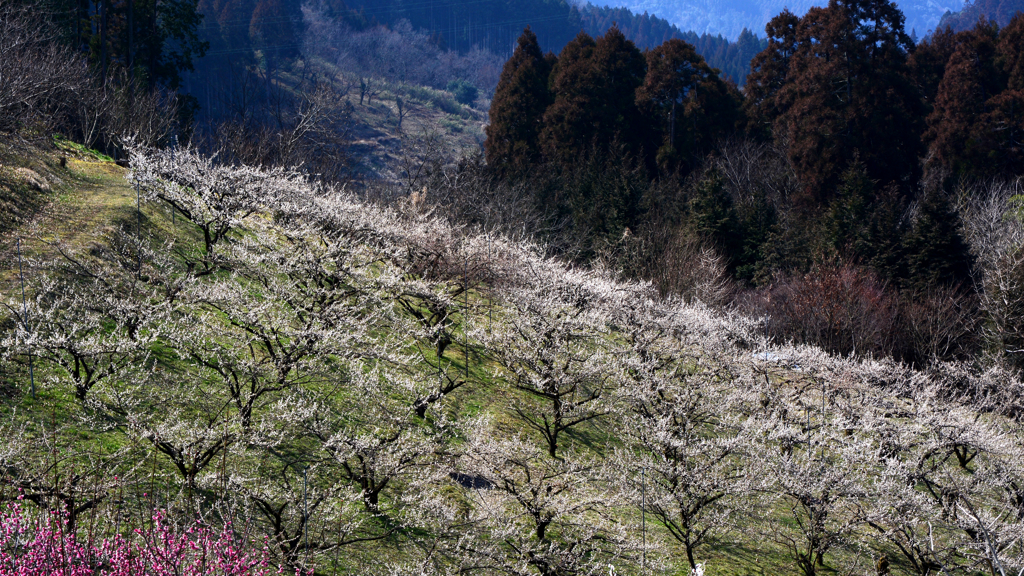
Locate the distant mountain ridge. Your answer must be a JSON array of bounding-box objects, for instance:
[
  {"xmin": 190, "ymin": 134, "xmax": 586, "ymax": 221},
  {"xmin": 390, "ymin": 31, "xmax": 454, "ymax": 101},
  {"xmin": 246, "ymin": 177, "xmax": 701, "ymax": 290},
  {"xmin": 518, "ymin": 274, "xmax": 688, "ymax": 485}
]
[
  {"xmin": 593, "ymin": 0, "xmax": 963, "ymax": 39},
  {"xmin": 339, "ymin": 0, "xmax": 766, "ymax": 83},
  {"xmin": 937, "ymin": 0, "xmax": 1024, "ymax": 30}
]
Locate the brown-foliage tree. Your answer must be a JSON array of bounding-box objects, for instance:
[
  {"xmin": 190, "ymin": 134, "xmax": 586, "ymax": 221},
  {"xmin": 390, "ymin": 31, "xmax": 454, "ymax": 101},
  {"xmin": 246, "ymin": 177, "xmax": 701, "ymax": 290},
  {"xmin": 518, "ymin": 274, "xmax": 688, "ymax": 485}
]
[
  {"xmin": 744, "ymin": 9, "xmax": 799, "ymax": 138},
  {"xmin": 908, "ymin": 25, "xmax": 960, "ymax": 108},
  {"xmin": 983, "ymin": 14, "xmax": 1024, "ymax": 174},
  {"xmin": 1000, "ymin": 14, "xmax": 1024, "ymax": 90},
  {"xmin": 923, "ymin": 16, "xmax": 1024, "ymax": 179},
  {"xmin": 635, "ymin": 38, "xmax": 741, "ymax": 171},
  {"xmin": 923, "ymin": 21, "xmax": 1003, "ymax": 178},
  {"xmin": 750, "ymin": 0, "xmax": 925, "ymax": 205},
  {"xmin": 540, "ymin": 27, "xmax": 646, "ymax": 166},
  {"xmin": 484, "ymin": 27, "xmax": 553, "ymax": 177}
]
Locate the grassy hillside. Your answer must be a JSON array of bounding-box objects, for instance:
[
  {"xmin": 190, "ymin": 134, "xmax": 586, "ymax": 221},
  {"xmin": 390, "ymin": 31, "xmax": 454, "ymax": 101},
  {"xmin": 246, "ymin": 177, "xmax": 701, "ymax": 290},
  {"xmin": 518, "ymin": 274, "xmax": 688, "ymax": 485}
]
[
  {"xmin": 188, "ymin": 54, "xmax": 488, "ymax": 186},
  {"xmin": 1, "ymin": 141, "xmax": 1024, "ymax": 576}
]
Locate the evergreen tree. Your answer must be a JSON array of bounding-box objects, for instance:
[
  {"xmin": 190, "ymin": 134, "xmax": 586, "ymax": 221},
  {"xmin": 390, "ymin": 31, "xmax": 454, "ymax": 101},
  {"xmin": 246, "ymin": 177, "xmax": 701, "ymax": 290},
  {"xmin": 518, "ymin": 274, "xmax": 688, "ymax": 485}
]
[
  {"xmin": 924, "ymin": 20, "xmax": 1003, "ymax": 178},
  {"xmin": 999, "ymin": 13, "xmax": 1024, "ymax": 90},
  {"xmin": 590, "ymin": 26, "xmax": 647, "ymax": 152},
  {"xmin": 539, "ymin": 31, "xmax": 597, "ymax": 165},
  {"xmin": 751, "ymin": 0, "xmax": 925, "ymax": 205},
  {"xmin": 217, "ymin": 0, "xmax": 256, "ymax": 55},
  {"xmin": 733, "ymin": 191, "xmax": 777, "ymax": 285},
  {"xmin": 981, "ymin": 13, "xmax": 1024, "ymax": 175},
  {"xmin": 908, "ymin": 25, "xmax": 959, "ymax": 108},
  {"xmin": 249, "ymin": 0, "xmax": 301, "ymax": 75},
  {"xmin": 743, "ymin": 10, "xmax": 799, "ymax": 139},
  {"xmin": 860, "ymin": 186, "xmax": 908, "ymax": 283},
  {"xmin": 562, "ymin": 146, "xmax": 650, "ymax": 258},
  {"xmin": 636, "ymin": 38, "xmax": 740, "ymax": 172},
  {"xmin": 72, "ymin": 0, "xmax": 208, "ymax": 89},
  {"xmin": 980, "ymin": 89, "xmax": 1024, "ymax": 176},
  {"xmin": 819, "ymin": 163, "xmax": 907, "ymax": 281},
  {"xmin": 484, "ymin": 27, "xmax": 553, "ymax": 177},
  {"xmin": 820, "ymin": 163, "xmax": 874, "ymax": 260},
  {"xmin": 540, "ymin": 27, "xmax": 646, "ymax": 166},
  {"xmin": 903, "ymin": 189, "xmax": 973, "ymax": 291},
  {"xmin": 734, "ymin": 28, "xmax": 764, "ymax": 80},
  {"xmin": 687, "ymin": 168, "xmax": 740, "ymax": 259}
]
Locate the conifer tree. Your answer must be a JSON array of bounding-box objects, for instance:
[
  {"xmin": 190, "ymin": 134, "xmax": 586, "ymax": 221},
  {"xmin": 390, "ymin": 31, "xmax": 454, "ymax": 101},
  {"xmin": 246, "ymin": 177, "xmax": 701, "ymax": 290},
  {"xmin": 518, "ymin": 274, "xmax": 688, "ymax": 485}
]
[
  {"xmin": 589, "ymin": 25, "xmax": 648, "ymax": 152},
  {"xmin": 744, "ymin": 9, "xmax": 799, "ymax": 139},
  {"xmin": 484, "ymin": 27, "xmax": 553, "ymax": 177},
  {"xmin": 636, "ymin": 38, "xmax": 740, "ymax": 172},
  {"xmin": 688, "ymin": 167, "xmax": 740, "ymax": 258},
  {"xmin": 908, "ymin": 26, "xmax": 959, "ymax": 108},
  {"xmin": 980, "ymin": 90, "xmax": 1024, "ymax": 176},
  {"xmin": 820, "ymin": 163, "xmax": 874, "ymax": 260},
  {"xmin": 539, "ymin": 31, "xmax": 597, "ymax": 166},
  {"xmin": 924, "ymin": 21, "xmax": 1002, "ymax": 178},
  {"xmin": 999, "ymin": 14, "xmax": 1024, "ymax": 90},
  {"xmin": 249, "ymin": 0, "xmax": 301, "ymax": 75},
  {"xmin": 982, "ymin": 14, "xmax": 1024, "ymax": 175},
  {"xmin": 819, "ymin": 164, "xmax": 907, "ymax": 282},
  {"xmin": 903, "ymin": 189, "xmax": 973, "ymax": 291},
  {"xmin": 67, "ymin": 0, "xmax": 209, "ymax": 89},
  {"xmin": 860, "ymin": 187, "xmax": 908, "ymax": 283},
  {"xmin": 733, "ymin": 190, "xmax": 778, "ymax": 284},
  {"xmin": 218, "ymin": 0, "xmax": 256, "ymax": 55},
  {"xmin": 540, "ymin": 27, "xmax": 646, "ymax": 166},
  {"xmin": 749, "ymin": 0, "xmax": 925, "ymax": 205}
]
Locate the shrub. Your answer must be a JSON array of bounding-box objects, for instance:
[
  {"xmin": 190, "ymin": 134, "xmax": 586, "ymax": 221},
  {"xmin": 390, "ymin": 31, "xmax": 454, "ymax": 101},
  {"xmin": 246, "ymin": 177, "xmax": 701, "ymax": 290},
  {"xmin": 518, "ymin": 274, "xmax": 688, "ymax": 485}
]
[
  {"xmin": 899, "ymin": 284, "xmax": 981, "ymax": 364},
  {"xmin": 755, "ymin": 262, "xmax": 900, "ymax": 357},
  {"xmin": 446, "ymin": 79, "xmax": 478, "ymax": 106},
  {"xmin": 742, "ymin": 262, "xmax": 983, "ymax": 364},
  {"xmin": 652, "ymin": 229, "xmax": 733, "ymax": 306},
  {"xmin": 439, "ymin": 114, "xmax": 463, "ymax": 133}
]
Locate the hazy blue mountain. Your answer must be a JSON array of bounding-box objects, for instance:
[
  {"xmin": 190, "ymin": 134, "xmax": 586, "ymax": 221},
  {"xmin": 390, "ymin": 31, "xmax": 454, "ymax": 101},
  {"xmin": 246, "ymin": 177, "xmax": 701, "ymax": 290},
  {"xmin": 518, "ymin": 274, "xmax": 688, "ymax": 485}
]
[
  {"xmin": 937, "ymin": 0, "xmax": 1024, "ymax": 30},
  {"xmin": 591, "ymin": 0, "xmax": 963, "ymax": 39}
]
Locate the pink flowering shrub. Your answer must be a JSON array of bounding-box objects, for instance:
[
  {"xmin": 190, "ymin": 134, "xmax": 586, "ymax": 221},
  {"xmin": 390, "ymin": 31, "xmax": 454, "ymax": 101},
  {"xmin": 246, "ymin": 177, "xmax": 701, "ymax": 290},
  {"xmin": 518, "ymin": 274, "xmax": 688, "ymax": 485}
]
[{"xmin": 0, "ymin": 501, "xmax": 278, "ymax": 576}]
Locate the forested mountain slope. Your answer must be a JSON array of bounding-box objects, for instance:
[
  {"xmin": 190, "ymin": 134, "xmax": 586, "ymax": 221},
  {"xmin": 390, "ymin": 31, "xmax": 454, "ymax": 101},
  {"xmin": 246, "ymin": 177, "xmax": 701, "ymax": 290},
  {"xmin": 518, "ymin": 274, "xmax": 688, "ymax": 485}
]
[
  {"xmin": 937, "ymin": 0, "xmax": 1024, "ymax": 30},
  {"xmin": 599, "ymin": 0, "xmax": 962, "ymax": 39},
  {"xmin": 243, "ymin": 0, "xmax": 766, "ymax": 86}
]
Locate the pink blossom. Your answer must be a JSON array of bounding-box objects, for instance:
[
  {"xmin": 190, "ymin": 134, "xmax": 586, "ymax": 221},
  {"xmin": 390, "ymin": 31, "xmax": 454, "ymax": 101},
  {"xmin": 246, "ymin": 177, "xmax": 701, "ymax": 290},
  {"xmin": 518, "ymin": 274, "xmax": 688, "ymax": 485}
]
[{"xmin": 0, "ymin": 503, "xmax": 290, "ymax": 576}]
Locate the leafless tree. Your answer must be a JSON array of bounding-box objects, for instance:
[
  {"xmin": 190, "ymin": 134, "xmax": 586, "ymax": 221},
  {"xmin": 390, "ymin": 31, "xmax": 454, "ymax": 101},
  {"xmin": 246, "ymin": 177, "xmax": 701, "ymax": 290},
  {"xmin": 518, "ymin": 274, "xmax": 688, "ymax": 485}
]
[
  {"xmin": 0, "ymin": 0, "xmax": 88, "ymax": 135},
  {"xmin": 958, "ymin": 177, "xmax": 1024, "ymax": 370}
]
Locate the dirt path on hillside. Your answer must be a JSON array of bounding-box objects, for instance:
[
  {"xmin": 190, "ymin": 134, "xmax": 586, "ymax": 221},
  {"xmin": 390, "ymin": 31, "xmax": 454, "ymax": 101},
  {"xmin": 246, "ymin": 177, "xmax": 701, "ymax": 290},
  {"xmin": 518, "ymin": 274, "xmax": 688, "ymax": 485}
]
[{"xmin": 0, "ymin": 158, "xmax": 133, "ymax": 294}]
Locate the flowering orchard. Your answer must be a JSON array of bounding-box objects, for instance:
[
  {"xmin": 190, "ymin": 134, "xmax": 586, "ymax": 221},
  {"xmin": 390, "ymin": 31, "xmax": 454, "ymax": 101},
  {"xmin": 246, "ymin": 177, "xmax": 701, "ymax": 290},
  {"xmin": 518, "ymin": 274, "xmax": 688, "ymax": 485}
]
[
  {"xmin": 0, "ymin": 501, "xmax": 282, "ymax": 575},
  {"xmin": 3, "ymin": 147, "xmax": 1024, "ymax": 575}
]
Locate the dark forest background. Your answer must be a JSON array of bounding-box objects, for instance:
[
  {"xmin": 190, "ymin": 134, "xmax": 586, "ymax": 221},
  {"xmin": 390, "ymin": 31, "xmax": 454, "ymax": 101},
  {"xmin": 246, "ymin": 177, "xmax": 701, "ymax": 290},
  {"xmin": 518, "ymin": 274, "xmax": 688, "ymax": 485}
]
[{"xmin": 480, "ymin": 1, "xmax": 1024, "ymax": 369}]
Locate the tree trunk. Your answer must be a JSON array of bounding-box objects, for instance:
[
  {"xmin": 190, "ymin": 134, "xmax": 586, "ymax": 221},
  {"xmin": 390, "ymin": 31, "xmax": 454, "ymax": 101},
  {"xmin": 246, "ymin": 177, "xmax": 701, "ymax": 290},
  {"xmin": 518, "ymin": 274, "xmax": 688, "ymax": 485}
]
[{"xmin": 670, "ymin": 100, "xmax": 676, "ymax": 150}]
